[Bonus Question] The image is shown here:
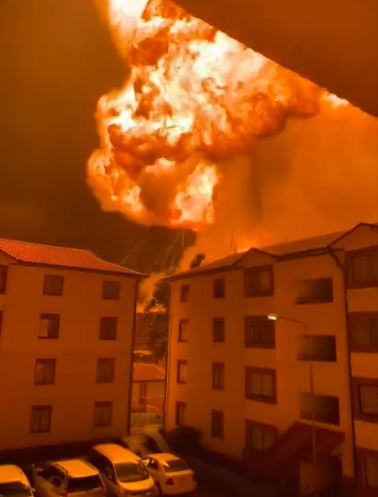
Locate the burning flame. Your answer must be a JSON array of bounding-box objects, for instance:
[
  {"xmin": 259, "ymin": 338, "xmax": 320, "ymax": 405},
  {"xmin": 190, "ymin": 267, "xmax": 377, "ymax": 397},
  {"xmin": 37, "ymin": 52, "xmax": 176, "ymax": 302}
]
[{"xmin": 88, "ymin": 0, "xmax": 348, "ymax": 229}]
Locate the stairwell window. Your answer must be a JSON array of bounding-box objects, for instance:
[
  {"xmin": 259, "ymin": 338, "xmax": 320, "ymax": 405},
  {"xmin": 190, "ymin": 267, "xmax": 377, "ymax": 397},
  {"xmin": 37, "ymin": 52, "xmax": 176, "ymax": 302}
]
[
  {"xmin": 245, "ymin": 420, "xmax": 277, "ymax": 452},
  {"xmin": 99, "ymin": 317, "xmax": 117, "ymax": 340},
  {"xmin": 211, "ymin": 410, "xmax": 224, "ymax": 438},
  {"xmin": 180, "ymin": 284, "xmax": 190, "ymax": 302},
  {"xmin": 96, "ymin": 358, "xmax": 115, "ymax": 383},
  {"xmin": 213, "ymin": 278, "xmax": 225, "ymax": 298},
  {"xmin": 296, "ymin": 278, "xmax": 333, "ymax": 304},
  {"xmin": 244, "ymin": 265, "xmax": 274, "ymax": 298},
  {"xmin": 213, "ymin": 318, "xmax": 225, "ymax": 343},
  {"xmin": 0, "ymin": 266, "xmax": 7, "ymax": 294},
  {"xmin": 43, "ymin": 274, "xmax": 63, "ymax": 296},
  {"xmin": 34, "ymin": 359, "xmax": 56, "ymax": 385},
  {"xmin": 94, "ymin": 401, "xmax": 113, "ymax": 427},
  {"xmin": 102, "ymin": 280, "xmax": 120, "ymax": 300},
  {"xmin": 176, "ymin": 401, "xmax": 186, "ymax": 425},
  {"xmin": 39, "ymin": 314, "xmax": 60, "ymax": 339},
  {"xmin": 30, "ymin": 405, "xmax": 52, "ymax": 433},
  {"xmin": 177, "ymin": 360, "xmax": 187, "ymax": 383},
  {"xmin": 347, "ymin": 246, "xmax": 378, "ymax": 288},
  {"xmin": 212, "ymin": 362, "xmax": 225, "ymax": 390},
  {"xmin": 178, "ymin": 319, "xmax": 189, "ymax": 342}
]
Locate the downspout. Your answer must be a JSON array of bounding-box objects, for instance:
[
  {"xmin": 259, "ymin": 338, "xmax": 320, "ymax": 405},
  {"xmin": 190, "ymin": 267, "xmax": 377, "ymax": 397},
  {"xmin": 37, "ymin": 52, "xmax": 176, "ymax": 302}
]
[
  {"xmin": 162, "ymin": 282, "xmax": 172, "ymax": 434},
  {"xmin": 327, "ymin": 248, "xmax": 358, "ymax": 488},
  {"xmin": 127, "ymin": 277, "xmax": 141, "ymax": 435}
]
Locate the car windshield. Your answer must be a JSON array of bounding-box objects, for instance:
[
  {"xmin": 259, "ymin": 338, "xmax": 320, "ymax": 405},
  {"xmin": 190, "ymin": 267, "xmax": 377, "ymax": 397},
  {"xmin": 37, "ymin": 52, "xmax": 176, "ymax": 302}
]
[
  {"xmin": 115, "ymin": 462, "xmax": 149, "ymax": 483},
  {"xmin": 67, "ymin": 476, "xmax": 102, "ymax": 492},
  {"xmin": 162, "ymin": 459, "xmax": 189, "ymax": 473},
  {"xmin": 0, "ymin": 482, "xmax": 31, "ymax": 497}
]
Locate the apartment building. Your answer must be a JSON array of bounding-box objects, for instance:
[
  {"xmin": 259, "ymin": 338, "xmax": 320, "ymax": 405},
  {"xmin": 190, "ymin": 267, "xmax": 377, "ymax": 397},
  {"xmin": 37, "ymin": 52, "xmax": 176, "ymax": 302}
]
[
  {"xmin": 164, "ymin": 222, "xmax": 378, "ymax": 496},
  {"xmin": 0, "ymin": 238, "xmax": 144, "ymax": 453}
]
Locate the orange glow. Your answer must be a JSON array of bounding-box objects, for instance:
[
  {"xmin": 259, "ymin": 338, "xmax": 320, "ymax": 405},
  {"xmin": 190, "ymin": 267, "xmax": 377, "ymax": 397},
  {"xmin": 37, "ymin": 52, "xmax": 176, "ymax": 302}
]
[{"xmin": 88, "ymin": 0, "xmax": 349, "ymax": 229}]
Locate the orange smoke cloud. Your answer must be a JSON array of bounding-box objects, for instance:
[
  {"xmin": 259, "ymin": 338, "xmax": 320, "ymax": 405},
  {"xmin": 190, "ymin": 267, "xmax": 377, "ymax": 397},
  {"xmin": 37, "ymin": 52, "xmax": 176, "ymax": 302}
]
[{"xmin": 88, "ymin": 0, "xmax": 344, "ymax": 230}]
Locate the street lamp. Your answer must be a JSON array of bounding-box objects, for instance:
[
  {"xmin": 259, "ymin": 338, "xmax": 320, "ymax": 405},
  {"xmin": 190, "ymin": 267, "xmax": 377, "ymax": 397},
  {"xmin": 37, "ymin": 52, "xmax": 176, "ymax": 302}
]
[{"xmin": 267, "ymin": 313, "xmax": 318, "ymax": 494}]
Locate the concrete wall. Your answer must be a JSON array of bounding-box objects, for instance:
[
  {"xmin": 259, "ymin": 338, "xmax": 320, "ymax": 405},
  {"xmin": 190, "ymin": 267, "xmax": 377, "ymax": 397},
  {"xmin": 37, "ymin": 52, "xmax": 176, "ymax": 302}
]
[{"xmin": 0, "ymin": 261, "xmax": 137, "ymax": 450}]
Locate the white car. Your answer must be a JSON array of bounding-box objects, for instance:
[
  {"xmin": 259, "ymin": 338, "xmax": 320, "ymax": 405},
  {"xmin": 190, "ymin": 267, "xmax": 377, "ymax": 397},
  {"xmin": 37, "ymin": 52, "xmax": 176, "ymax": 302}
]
[
  {"xmin": 142, "ymin": 454, "xmax": 197, "ymax": 496},
  {"xmin": 33, "ymin": 459, "xmax": 105, "ymax": 497},
  {"xmin": 0, "ymin": 465, "xmax": 34, "ymax": 497}
]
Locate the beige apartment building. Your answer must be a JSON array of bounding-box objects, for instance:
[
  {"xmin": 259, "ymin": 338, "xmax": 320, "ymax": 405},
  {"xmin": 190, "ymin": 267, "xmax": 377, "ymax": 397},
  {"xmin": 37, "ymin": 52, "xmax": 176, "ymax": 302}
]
[
  {"xmin": 165, "ymin": 222, "xmax": 378, "ymax": 496},
  {"xmin": 0, "ymin": 238, "xmax": 144, "ymax": 453}
]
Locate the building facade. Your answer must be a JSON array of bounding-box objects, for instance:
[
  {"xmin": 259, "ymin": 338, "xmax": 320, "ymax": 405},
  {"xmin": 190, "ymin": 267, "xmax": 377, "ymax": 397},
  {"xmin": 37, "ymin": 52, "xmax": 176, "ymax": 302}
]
[
  {"xmin": 0, "ymin": 239, "xmax": 143, "ymax": 453},
  {"xmin": 164, "ymin": 223, "xmax": 378, "ymax": 496}
]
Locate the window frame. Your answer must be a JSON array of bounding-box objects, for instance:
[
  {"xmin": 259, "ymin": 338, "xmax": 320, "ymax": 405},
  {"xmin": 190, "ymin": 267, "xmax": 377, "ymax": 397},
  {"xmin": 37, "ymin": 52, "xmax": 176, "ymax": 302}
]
[
  {"xmin": 352, "ymin": 377, "xmax": 378, "ymax": 423},
  {"xmin": 213, "ymin": 278, "xmax": 225, "ymax": 299},
  {"xmin": 175, "ymin": 401, "xmax": 186, "ymax": 426},
  {"xmin": 300, "ymin": 392, "xmax": 340, "ymax": 425},
  {"xmin": 245, "ymin": 316, "xmax": 275, "ymax": 349},
  {"xmin": 213, "ymin": 317, "xmax": 225, "ymax": 343},
  {"xmin": 43, "ymin": 274, "xmax": 64, "ymax": 296},
  {"xmin": 245, "ymin": 420, "xmax": 278, "ymax": 453},
  {"xmin": 0, "ymin": 265, "xmax": 8, "ymax": 294},
  {"xmin": 180, "ymin": 284, "xmax": 190, "ymax": 303},
  {"xmin": 346, "ymin": 246, "xmax": 378, "ymax": 289},
  {"xmin": 99, "ymin": 316, "xmax": 118, "ymax": 340},
  {"xmin": 297, "ymin": 334, "xmax": 337, "ymax": 362},
  {"xmin": 39, "ymin": 313, "xmax": 60, "ymax": 339},
  {"xmin": 356, "ymin": 447, "xmax": 378, "ymax": 489},
  {"xmin": 178, "ymin": 319, "xmax": 189, "ymax": 342},
  {"xmin": 94, "ymin": 401, "xmax": 113, "ymax": 428},
  {"xmin": 30, "ymin": 405, "xmax": 52, "ymax": 433},
  {"xmin": 102, "ymin": 280, "xmax": 120, "ymax": 300},
  {"xmin": 211, "ymin": 409, "xmax": 224, "ymax": 439},
  {"xmin": 295, "ymin": 277, "xmax": 334, "ymax": 305},
  {"xmin": 34, "ymin": 358, "xmax": 56, "ymax": 385},
  {"xmin": 177, "ymin": 360, "xmax": 188, "ymax": 384},
  {"xmin": 244, "ymin": 265, "xmax": 274, "ymax": 298},
  {"xmin": 349, "ymin": 312, "xmax": 378, "ymax": 353},
  {"xmin": 245, "ymin": 367, "xmax": 277, "ymax": 404},
  {"xmin": 212, "ymin": 362, "xmax": 225, "ymax": 390},
  {"xmin": 96, "ymin": 358, "xmax": 115, "ymax": 383}
]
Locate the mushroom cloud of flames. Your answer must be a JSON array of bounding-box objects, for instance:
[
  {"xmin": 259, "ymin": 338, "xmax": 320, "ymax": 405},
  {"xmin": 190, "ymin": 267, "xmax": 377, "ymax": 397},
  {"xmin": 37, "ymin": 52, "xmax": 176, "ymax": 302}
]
[{"xmin": 88, "ymin": 0, "xmax": 347, "ymax": 230}]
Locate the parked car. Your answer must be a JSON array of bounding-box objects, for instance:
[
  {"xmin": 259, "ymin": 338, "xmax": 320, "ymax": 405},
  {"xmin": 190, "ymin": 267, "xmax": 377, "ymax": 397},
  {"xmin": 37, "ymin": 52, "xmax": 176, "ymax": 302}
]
[
  {"xmin": 86, "ymin": 444, "xmax": 157, "ymax": 497},
  {"xmin": 142, "ymin": 454, "xmax": 197, "ymax": 495},
  {"xmin": 32, "ymin": 459, "xmax": 105, "ymax": 497},
  {"xmin": 0, "ymin": 465, "xmax": 34, "ymax": 497}
]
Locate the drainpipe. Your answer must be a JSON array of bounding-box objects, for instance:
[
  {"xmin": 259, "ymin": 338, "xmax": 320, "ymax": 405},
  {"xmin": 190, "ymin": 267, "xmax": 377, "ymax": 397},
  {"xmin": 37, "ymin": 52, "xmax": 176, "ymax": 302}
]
[
  {"xmin": 162, "ymin": 282, "xmax": 172, "ymax": 434},
  {"xmin": 127, "ymin": 278, "xmax": 141, "ymax": 435},
  {"xmin": 327, "ymin": 248, "xmax": 358, "ymax": 489}
]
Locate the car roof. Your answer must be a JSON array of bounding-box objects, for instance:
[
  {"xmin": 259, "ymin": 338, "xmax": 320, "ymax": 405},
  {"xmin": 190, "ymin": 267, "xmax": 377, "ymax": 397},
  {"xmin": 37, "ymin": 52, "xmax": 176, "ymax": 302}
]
[
  {"xmin": 148, "ymin": 453, "xmax": 180, "ymax": 463},
  {"xmin": 92, "ymin": 444, "xmax": 140, "ymax": 464},
  {"xmin": 52, "ymin": 460, "xmax": 99, "ymax": 478},
  {"xmin": 0, "ymin": 465, "xmax": 30, "ymax": 485}
]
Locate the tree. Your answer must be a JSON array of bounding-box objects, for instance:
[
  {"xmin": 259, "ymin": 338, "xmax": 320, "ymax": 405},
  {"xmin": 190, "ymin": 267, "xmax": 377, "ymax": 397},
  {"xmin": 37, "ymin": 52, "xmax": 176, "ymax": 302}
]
[{"xmin": 145, "ymin": 281, "xmax": 170, "ymax": 363}]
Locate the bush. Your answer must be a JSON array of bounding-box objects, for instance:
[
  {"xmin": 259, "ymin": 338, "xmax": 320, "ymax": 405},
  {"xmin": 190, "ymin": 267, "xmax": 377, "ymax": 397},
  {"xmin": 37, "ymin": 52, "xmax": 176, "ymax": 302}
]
[{"xmin": 165, "ymin": 426, "xmax": 203, "ymax": 456}]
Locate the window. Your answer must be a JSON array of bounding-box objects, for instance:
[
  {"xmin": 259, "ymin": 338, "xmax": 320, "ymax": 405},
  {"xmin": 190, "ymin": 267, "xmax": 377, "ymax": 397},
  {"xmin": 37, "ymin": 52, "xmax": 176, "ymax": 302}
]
[
  {"xmin": 211, "ymin": 410, "xmax": 224, "ymax": 438},
  {"xmin": 180, "ymin": 284, "xmax": 190, "ymax": 302},
  {"xmin": 0, "ymin": 311, "xmax": 3, "ymax": 336},
  {"xmin": 245, "ymin": 420, "xmax": 277, "ymax": 452},
  {"xmin": 349, "ymin": 313, "xmax": 378, "ymax": 352},
  {"xmin": 300, "ymin": 393, "xmax": 340, "ymax": 425},
  {"xmin": 358, "ymin": 450, "xmax": 378, "ymax": 488},
  {"xmin": 34, "ymin": 359, "xmax": 56, "ymax": 385},
  {"xmin": 245, "ymin": 316, "xmax": 275, "ymax": 348},
  {"xmin": 177, "ymin": 360, "xmax": 187, "ymax": 383},
  {"xmin": 99, "ymin": 317, "xmax": 117, "ymax": 340},
  {"xmin": 246, "ymin": 367, "xmax": 276, "ymax": 403},
  {"xmin": 298, "ymin": 335, "xmax": 336, "ymax": 361},
  {"xmin": 244, "ymin": 265, "xmax": 274, "ymax": 298},
  {"xmin": 178, "ymin": 319, "xmax": 188, "ymax": 342},
  {"xmin": 102, "ymin": 280, "xmax": 120, "ymax": 300},
  {"xmin": 212, "ymin": 362, "xmax": 225, "ymax": 390},
  {"xmin": 347, "ymin": 246, "xmax": 378, "ymax": 288},
  {"xmin": 96, "ymin": 358, "xmax": 115, "ymax": 383},
  {"xmin": 213, "ymin": 278, "xmax": 225, "ymax": 298},
  {"xmin": 43, "ymin": 275, "xmax": 63, "ymax": 296},
  {"xmin": 30, "ymin": 405, "xmax": 52, "ymax": 433},
  {"xmin": 39, "ymin": 314, "xmax": 60, "ymax": 339},
  {"xmin": 0, "ymin": 265, "xmax": 7, "ymax": 294},
  {"xmin": 353, "ymin": 378, "xmax": 378, "ymax": 422},
  {"xmin": 176, "ymin": 401, "xmax": 186, "ymax": 425},
  {"xmin": 94, "ymin": 402, "xmax": 113, "ymax": 427},
  {"xmin": 296, "ymin": 278, "xmax": 333, "ymax": 304},
  {"xmin": 213, "ymin": 318, "xmax": 225, "ymax": 343}
]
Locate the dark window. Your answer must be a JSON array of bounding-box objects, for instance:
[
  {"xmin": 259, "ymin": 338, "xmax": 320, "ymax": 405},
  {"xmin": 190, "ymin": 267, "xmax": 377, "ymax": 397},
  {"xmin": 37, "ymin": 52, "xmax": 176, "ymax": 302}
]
[
  {"xmin": 244, "ymin": 265, "xmax": 274, "ymax": 298},
  {"xmin": 177, "ymin": 360, "xmax": 187, "ymax": 383},
  {"xmin": 100, "ymin": 317, "xmax": 117, "ymax": 340},
  {"xmin": 358, "ymin": 450, "xmax": 378, "ymax": 488},
  {"xmin": 296, "ymin": 278, "xmax": 333, "ymax": 304},
  {"xmin": 102, "ymin": 280, "xmax": 120, "ymax": 300},
  {"xmin": 350, "ymin": 313, "xmax": 378, "ymax": 352},
  {"xmin": 34, "ymin": 359, "xmax": 56, "ymax": 385},
  {"xmin": 246, "ymin": 367, "xmax": 276, "ymax": 403},
  {"xmin": 96, "ymin": 358, "xmax": 115, "ymax": 383},
  {"xmin": 212, "ymin": 362, "xmax": 225, "ymax": 390},
  {"xmin": 94, "ymin": 401, "xmax": 113, "ymax": 427},
  {"xmin": 0, "ymin": 311, "xmax": 3, "ymax": 336},
  {"xmin": 30, "ymin": 405, "xmax": 52, "ymax": 433},
  {"xmin": 146, "ymin": 459, "xmax": 159, "ymax": 471},
  {"xmin": 298, "ymin": 335, "xmax": 336, "ymax": 361},
  {"xmin": 43, "ymin": 275, "xmax": 63, "ymax": 296},
  {"xmin": 213, "ymin": 278, "xmax": 225, "ymax": 298},
  {"xmin": 38, "ymin": 465, "xmax": 64, "ymax": 484},
  {"xmin": 300, "ymin": 393, "xmax": 340, "ymax": 425},
  {"xmin": 211, "ymin": 410, "xmax": 224, "ymax": 438},
  {"xmin": 245, "ymin": 420, "xmax": 277, "ymax": 452},
  {"xmin": 0, "ymin": 266, "xmax": 7, "ymax": 294},
  {"xmin": 347, "ymin": 246, "xmax": 378, "ymax": 288},
  {"xmin": 245, "ymin": 316, "xmax": 275, "ymax": 348},
  {"xmin": 213, "ymin": 318, "xmax": 225, "ymax": 343},
  {"xmin": 176, "ymin": 401, "xmax": 186, "ymax": 425},
  {"xmin": 178, "ymin": 319, "xmax": 188, "ymax": 342},
  {"xmin": 39, "ymin": 314, "xmax": 60, "ymax": 339},
  {"xmin": 180, "ymin": 284, "xmax": 190, "ymax": 302},
  {"xmin": 353, "ymin": 378, "xmax": 378, "ymax": 423},
  {"xmin": 67, "ymin": 476, "xmax": 102, "ymax": 492}
]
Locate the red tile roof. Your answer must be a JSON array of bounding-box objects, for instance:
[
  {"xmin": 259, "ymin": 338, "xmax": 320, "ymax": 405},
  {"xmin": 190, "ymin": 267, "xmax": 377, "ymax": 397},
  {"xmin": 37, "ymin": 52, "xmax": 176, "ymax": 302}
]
[
  {"xmin": 133, "ymin": 363, "xmax": 165, "ymax": 382},
  {"xmin": 0, "ymin": 238, "xmax": 144, "ymax": 277}
]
